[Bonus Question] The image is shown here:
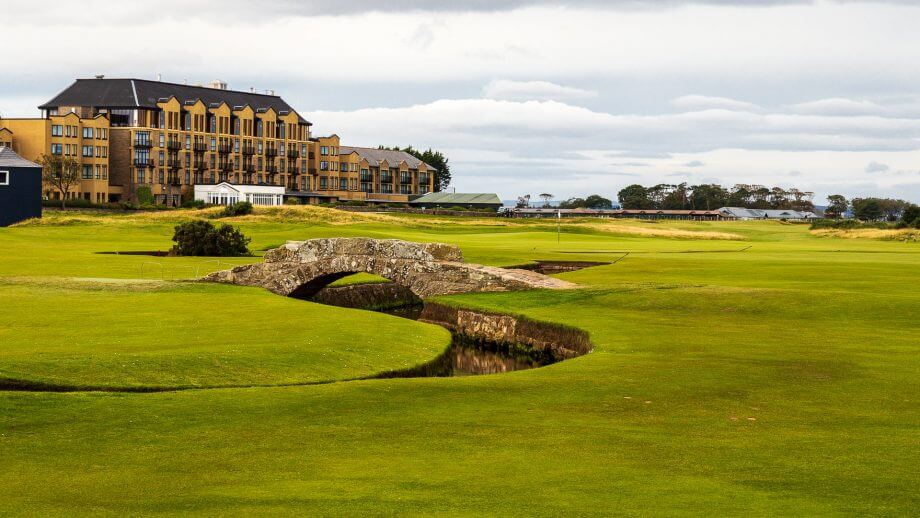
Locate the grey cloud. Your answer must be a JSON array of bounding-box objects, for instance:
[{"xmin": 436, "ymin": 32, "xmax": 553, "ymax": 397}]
[
  {"xmin": 684, "ymin": 160, "xmax": 705, "ymax": 167},
  {"xmin": 5, "ymin": 0, "xmax": 912, "ymax": 24}
]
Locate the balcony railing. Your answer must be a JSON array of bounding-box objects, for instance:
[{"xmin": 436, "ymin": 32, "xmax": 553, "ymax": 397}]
[
  {"xmin": 400, "ymin": 176, "xmax": 412, "ymax": 184},
  {"xmin": 167, "ymin": 175, "xmax": 182, "ymax": 186},
  {"xmin": 193, "ymin": 141, "xmax": 208, "ymax": 152},
  {"xmin": 194, "ymin": 161, "xmax": 208, "ymax": 171},
  {"xmin": 264, "ymin": 146, "xmax": 278, "ymax": 158},
  {"xmin": 133, "ymin": 158, "xmax": 154, "ymax": 168},
  {"xmin": 167, "ymin": 158, "xmax": 181, "ymax": 170},
  {"xmin": 166, "ymin": 139, "xmax": 181, "ymax": 151},
  {"xmin": 265, "ymin": 164, "xmax": 279, "ymax": 174},
  {"xmin": 241, "ymin": 144, "xmax": 255, "ymax": 155},
  {"xmin": 360, "ymin": 174, "xmax": 373, "ymax": 182},
  {"xmin": 286, "ymin": 164, "xmax": 298, "ymax": 174},
  {"xmin": 380, "ymin": 175, "xmax": 393, "ymax": 183},
  {"xmin": 218, "ymin": 142, "xmax": 233, "ymax": 154},
  {"xmin": 286, "ymin": 148, "xmax": 300, "ymax": 159},
  {"xmin": 134, "ymin": 138, "xmax": 153, "ymax": 148},
  {"xmin": 243, "ymin": 163, "xmax": 256, "ymax": 173},
  {"xmin": 219, "ymin": 161, "xmax": 233, "ymax": 172}
]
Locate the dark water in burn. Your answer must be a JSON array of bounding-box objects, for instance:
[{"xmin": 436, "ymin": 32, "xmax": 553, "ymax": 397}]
[{"xmin": 371, "ymin": 304, "xmax": 557, "ymax": 378}]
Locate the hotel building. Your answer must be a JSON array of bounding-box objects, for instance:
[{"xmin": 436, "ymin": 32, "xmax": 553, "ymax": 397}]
[{"xmin": 0, "ymin": 77, "xmax": 436, "ymax": 205}]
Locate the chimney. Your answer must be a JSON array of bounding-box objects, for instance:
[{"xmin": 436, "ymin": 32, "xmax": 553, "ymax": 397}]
[
  {"xmin": 250, "ymin": 87, "xmax": 255, "ymax": 93},
  {"xmin": 156, "ymin": 73, "xmax": 162, "ymax": 81}
]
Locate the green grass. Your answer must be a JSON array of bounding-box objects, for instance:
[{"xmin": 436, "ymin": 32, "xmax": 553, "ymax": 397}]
[
  {"xmin": 0, "ymin": 278, "xmax": 448, "ymax": 389},
  {"xmin": 0, "ymin": 208, "xmax": 917, "ymax": 515}
]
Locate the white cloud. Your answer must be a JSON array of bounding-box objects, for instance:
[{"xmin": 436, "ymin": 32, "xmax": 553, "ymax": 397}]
[
  {"xmin": 684, "ymin": 160, "xmax": 706, "ymax": 167},
  {"xmin": 670, "ymin": 95, "xmax": 761, "ymax": 112},
  {"xmin": 789, "ymin": 98, "xmax": 887, "ymax": 116},
  {"xmin": 865, "ymin": 161, "xmax": 890, "ymax": 173},
  {"xmin": 482, "ymin": 80, "xmax": 598, "ymax": 102}
]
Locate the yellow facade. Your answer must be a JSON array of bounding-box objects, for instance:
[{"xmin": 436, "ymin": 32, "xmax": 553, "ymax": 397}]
[
  {"xmin": 6, "ymin": 78, "xmax": 436, "ymax": 205},
  {"xmin": 0, "ymin": 113, "xmax": 111, "ymax": 203}
]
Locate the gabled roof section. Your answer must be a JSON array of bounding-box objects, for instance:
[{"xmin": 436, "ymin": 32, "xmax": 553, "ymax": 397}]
[
  {"xmin": 339, "ymin": 146, "xmax": 436, "ymax": 171},
  {"xmin": 0, "ymin": 146, "xmax": 41, "ymax": 168},
  {"xmin": 39, "ymin": 78, "xmax": 311, "ymax": 124}
]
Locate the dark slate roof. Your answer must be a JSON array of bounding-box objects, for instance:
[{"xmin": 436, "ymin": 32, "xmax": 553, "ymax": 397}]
[
  {"xmin": 339, "ymin": 146, "xmax": 436, "ymax": 170},
  {"xmin": 0, "ymin": 146, "xmax": 41, "ymax": 168},
  {"xmin": 411, "ymin": 193, "xmax": 502, "ymax": 205},
  {"xmin": 39, "ymin": 78, "xmax": 311, "ymax": 125}
]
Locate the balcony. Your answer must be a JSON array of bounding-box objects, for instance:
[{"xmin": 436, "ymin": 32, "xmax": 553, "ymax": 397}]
[
  {"xmin": 167, "ymin": 175, "xmax": 182, "ymax": 186},
  {"xmin": 193, "ymin": 141, "xmax": 208, "ymax": 153},
  {"xmin": 264, "ymin": 146, "xmax": 278, "ymax": 158},
  {"xmin": 218, "ymin": 142, "xmax": 233, "ymax": 154},
  {"xmin": 241, "ymin": 144, "xmax": 255, "ymax": 155},
  {"xmin": 167, "ymin": 158, "xmax": 181, "ymax": 170},
  {"xmin": 286, "ymin": 148, "xmax": 300, "ymax": 159},
  {"xmin": 400, "ymin": 176, "xmax": 412, "ymax": 185},
  {"xmin": 194, "ymin": 161, "xmax": 208, "ymax": 171},
  {"xmin": 265, "ymin": 164, "xmax": 279, "ymax": 174},
  {"xmin": 133, "ymin": 158, "xmax": 154, "ymax": 168},
  {"xmin": 166, "ymin": 139, "xmax": 181, "ymax": 151},
  {"xmin": 219, "ymin": 161, "xmax": 234, "ymax": 172},
  {"xmin": 243, "ymin": 163, "xmax": 256, "ymax": 173},
  {"xmin": 286, "ymin": 164, "xmax": 298, "ymax": 175},
  {"xmin": 380, "ymin": 175, "xmax": 393, "ymax": 183},
  {"xmin": 134, "ymin": 138, "xmax": 153, "ymax": 149}
]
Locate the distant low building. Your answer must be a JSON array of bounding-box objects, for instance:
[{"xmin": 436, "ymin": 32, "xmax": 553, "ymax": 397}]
[
  {"xmin": 718, "ymin": 207, "xmax": 818, "ymax": 220},
  {"xmin": 0, "ymin": 147, "xmax": 42, "ymax": 226},
  {"xmin": 410, "ymin": 192, "xmax": 503, "ymax": 210},
  {"xmin": 193, "ymin": 182, "xmax": 284, "ymax": 206},
  {"xmin": 509, "ymin": 208, "xmax": 730, "ymax": 220}
]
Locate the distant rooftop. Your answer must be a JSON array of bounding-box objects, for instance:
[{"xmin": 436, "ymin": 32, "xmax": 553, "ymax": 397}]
[
  {"xmin": 339, "ymin": 146, "xmax": 436, "ymax": 171},
  {"xmin": 39, "ymin": 78, "xmax": 311, "ymax": 125},
  {"xmin": 0, "ymin": 146, "xmax": 41, "ymax": 168},
  {"xmin": 411, "ymin": 192, "xmax": 502, "ymax": 205}
]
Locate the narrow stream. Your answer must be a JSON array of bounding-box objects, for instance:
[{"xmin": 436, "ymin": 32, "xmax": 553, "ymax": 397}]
[
  {"xmin": 303, "ymin": 279, "xmax": 591, "ymax": 378},
  {"xmin": 371, "ymin": 303, "xmax": 559, "ymax": 378}
]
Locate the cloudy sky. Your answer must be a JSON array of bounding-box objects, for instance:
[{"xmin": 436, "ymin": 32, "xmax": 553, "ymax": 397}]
[{"xmin": 4, "ymin": 0, "xmax": 920, "ymax": 202}]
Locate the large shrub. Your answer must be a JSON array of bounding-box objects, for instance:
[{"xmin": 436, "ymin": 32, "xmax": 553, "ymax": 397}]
[
  {"xmin": 171, "ymin": 220, "xmax": 251, "ymax": 256},
  {"xmin": 284, "ymin": 197, "xmax": 300, "ymax": 205},
  {"xmin": 219, "ymin": 201, "xmax": 253, "ymax": 217},
  {"xmin": 136, "ymin": 186, "xmax": 155, "ymax": 205}
]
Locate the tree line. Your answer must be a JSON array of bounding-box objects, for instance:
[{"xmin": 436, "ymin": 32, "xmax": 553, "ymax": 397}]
[
  {"xmin": 515, "ymin": 193, "xmax": 614, "ymax": 209},
  {"xmin": 616, "ymin": 183, "xmax": 818, "ymax": 211}
]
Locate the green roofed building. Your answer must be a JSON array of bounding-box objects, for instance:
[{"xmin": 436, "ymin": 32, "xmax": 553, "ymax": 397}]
[{"xmin": 409, "ymin": 192, "xmax": 503, "ymax": 210}]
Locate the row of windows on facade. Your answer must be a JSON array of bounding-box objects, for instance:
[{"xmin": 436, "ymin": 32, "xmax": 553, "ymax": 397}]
[
  {"xmin": 135, "ymin": 131, "xmax": 309, "ymax": 155},
  {"xmin": 51, "ymin": 125, "xmax": 108, "ymax": 139},
  {"xmin": 133, "ymin": 150, "xmax": 308, "ymax": 171},
  {"xmin": 146, "ymin": 111, "xmax": 306, "ymax": 141},
  {"xmin": 81, "ymin": 164, "xmax": 109, "ymax": 180},
  {"xmin": 131, "ymin": 169, "xmax": 428, "ymax": 195},
  {"xmin": 51, "ymin": 143, "xmax": 108, "ymax": 158}
]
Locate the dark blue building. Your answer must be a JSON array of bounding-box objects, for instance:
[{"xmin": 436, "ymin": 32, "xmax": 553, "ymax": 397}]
[{"xmin": 0, "ymin": 147, "xmax": 42, "ymax": 226}]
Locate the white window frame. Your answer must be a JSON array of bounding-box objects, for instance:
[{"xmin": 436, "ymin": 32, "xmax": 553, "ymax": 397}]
[{"xmin": 0, "ymin": 170, "xmax": 8, "ymax": 185}]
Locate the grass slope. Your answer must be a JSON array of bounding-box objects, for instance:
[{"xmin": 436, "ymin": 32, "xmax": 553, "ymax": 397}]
[
  {"xmin": 0, "ymin": 279, "xmax": 448, "ymax": 389},
  {"xmin": 0, "ymin": 207, "xmax": 917, "ymax": 515}
]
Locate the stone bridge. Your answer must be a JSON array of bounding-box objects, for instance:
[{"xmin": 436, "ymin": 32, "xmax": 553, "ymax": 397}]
[{"xmin": 204, "ymin": 238, "xmax": 576, "ymax": 299}]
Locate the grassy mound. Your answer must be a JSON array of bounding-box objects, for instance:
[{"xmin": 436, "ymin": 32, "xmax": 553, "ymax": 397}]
[{"xmin": 0, "ymin": 279, "xmax": 448, "ymax": 390}]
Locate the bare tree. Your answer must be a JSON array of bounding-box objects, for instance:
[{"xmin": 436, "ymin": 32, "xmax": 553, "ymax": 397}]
[
  {"xmin": 539, "ymin": 193, "xmax": 554, "ymax": 207},
  {"xmin": 38, "ymin": 153, "xmax": 81, "ymax": 209}
]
